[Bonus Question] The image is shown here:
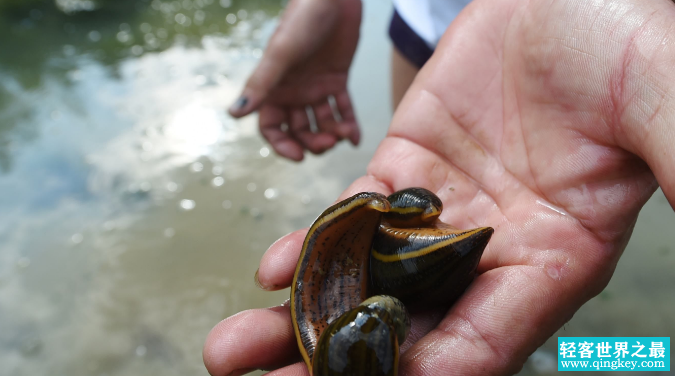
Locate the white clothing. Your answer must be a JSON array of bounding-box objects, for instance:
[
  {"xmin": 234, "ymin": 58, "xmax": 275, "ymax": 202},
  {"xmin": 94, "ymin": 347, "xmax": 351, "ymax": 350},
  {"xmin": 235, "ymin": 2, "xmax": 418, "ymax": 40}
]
[{"xmin": 392, "ymin": 0, "xmax": 472, "ymax": 48}]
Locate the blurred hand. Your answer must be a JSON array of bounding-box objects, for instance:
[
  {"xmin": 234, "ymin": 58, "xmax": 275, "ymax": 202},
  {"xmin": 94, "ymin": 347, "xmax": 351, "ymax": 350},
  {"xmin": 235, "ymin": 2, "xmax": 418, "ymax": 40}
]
[
  {"xmin": 207, "ymin": 0, "xmax": 675, "ymax": 374},
  {"xmin": 228, "ymin": 0, "xmax": 363, "ymax": 161}
]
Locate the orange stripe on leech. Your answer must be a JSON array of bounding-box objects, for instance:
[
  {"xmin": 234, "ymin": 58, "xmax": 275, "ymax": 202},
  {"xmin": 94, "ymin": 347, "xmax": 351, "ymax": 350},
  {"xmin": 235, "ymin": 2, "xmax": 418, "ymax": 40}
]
[
  {"xmin": 290, "ymin": 195, "xmax": 389, "ymax": 369},
  {"xmin": 371, "ymin": 227, "xmax": 490, "ymax": 262},
  {"xmin": 421, "ymin": 207, "xmax": 441, "ymax": 219},
  {"xmin": 291, "ymin": 237, "xmax": 311, "ymax": 368},
  {"xmin": 388, "ymin": 206, "xmax": 425, "ymax": 215}
]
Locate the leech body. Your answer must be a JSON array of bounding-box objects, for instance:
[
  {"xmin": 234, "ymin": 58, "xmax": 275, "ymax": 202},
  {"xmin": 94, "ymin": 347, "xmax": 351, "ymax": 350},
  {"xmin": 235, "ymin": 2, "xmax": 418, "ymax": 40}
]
[
  {"xmin": 383, "ymin": 187, "xmax": 443, "ymax": 228},
  {"xmin": 312, "ymin": 296, "xmax": 410, "ymax": 376},
  {"xmin": 371, "ymin": 224, "xmax": 494, "ymax": 309},
  {"xmin": 373, "ymin": 188, "xmax": 493, "ymax": 308},
  {"xmin": 292, "ymin": 188, "xmax": 494, "ymax": 375},
  {"xmin": 291, "ymin": 192, "xmax": 390, "ymax": 369}
]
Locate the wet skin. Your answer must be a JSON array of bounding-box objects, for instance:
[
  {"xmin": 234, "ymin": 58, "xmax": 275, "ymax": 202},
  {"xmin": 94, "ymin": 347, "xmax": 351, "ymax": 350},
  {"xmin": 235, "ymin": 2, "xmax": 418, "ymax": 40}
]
[{"xmin": 204, "ymin": 0, "xmax": 675, "ymax": 374}]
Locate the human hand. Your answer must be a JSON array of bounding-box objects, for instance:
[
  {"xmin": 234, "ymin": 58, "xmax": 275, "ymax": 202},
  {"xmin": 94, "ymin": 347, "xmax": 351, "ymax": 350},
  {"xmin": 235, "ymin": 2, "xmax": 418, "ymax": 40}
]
[
  {"xmin": 229, "ymin": 0, "xmax": 362, "ymax": 161},
  {"xmin": 205, "ymin": 0, "xmax": 675, "ymax": 374}
]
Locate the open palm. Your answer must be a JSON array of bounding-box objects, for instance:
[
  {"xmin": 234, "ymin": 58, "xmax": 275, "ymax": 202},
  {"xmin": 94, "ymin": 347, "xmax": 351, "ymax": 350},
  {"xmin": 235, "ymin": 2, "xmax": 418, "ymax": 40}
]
[{"xmin": 205, "ymin": 0, "xmax": 675, "ymax": 374}]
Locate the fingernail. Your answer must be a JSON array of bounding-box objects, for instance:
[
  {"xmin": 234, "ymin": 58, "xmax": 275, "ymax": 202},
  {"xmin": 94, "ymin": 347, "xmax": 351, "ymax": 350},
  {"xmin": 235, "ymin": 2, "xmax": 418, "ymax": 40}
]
[
  {"xmin": 336, "ymin": 126, "xmax": 352, "ymax": 139},
  {"xmin": 254, "ymin": 268, "xmax": 276, "ymax": 291},
  {"xmin": 267, "ymin": 299, "xmax": 291, "ymax": 313},
  {"xmin": 254, "ymin": 268, "xmax": 265, "ymax": 289},
  {"xmin": 229, "ymin": 96, "xmax": 248, "ymax": 112},
  {"xmin": 350, "ymin": 131, "xmax": 361, "ymax": 146}
]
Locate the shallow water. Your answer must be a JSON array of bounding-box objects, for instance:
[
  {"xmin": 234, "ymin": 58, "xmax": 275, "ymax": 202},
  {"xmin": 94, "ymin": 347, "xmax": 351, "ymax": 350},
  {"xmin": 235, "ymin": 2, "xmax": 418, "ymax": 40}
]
[
  {"xmin": 0, "ymin": 1, "xmax": 672, "ymax": 376},
  {"xmin": 0, "ymin": 0, "xmax": 392, "ymax": 375}
]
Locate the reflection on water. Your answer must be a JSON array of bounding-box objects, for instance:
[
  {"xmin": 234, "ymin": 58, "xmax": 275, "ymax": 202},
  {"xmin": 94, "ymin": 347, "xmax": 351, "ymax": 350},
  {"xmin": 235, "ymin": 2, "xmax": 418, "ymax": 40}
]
[
  {"xmin": 0, "ymin": 0, "xmax": 672, "ymax": 376},
  {"xmin": 0, "ymin": 0, "xmax": 392, "ymax": 375}
]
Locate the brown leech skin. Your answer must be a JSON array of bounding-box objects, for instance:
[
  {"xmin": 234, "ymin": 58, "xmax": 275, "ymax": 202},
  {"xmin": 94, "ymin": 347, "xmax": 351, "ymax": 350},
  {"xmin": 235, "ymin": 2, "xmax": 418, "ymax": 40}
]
[
  {"xmin": 293, "ymin": 188, "xmax": 494, "ymax": 375},
  {"xmin": 290, "ymin": 192, "xmax": 390, "ymax": 370},
  {"xmin": 371, "ymin": 224, "xmax": 494, "ymax": 310},
  {"xmin": 312, "ymin": 296, "xmax": 410, "ymax": 376},
  {"xmin": 371, "ymin": 188, "xmax": 494, "ymax": 310},
  {"xmin": 382, "ymin": 187, "xmax": 442, "ymax": 228}
]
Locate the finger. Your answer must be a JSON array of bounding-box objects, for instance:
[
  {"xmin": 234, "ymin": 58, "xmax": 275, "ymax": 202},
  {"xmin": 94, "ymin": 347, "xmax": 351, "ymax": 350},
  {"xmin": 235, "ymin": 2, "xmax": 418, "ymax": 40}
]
[
  {"xmin": 401, "ymin": 310, "xmax": 446, "ymax": 353},
  {"xmin": 289, "ymin": 107, "xmax": 337, "ymax": 154},
  {"xmin": 334, "ymin": 92, "xmax": 360, "ymax": 145},
  {"xmin": 227, "ymin": 49, "xmax": 285, "ymax": 117},
  {"xmin": 312, "ymin": 94, "xmax": 360, "ymax": 145},
  {"xmin": 228, "ymin": 57, "xmax": 290, "ymax": 117},
  {"xmin": 336, "ymin": 121, "xmax": 360, "ymax": 146},
  {"xmin": 227, "ymin": 1, "xmax": 341, "ymax": 117},
  {"xmin": 256, "ymin": 230, "xmax": 308, "ymax": 291},
  {"xmin": 256, "ymin": 316, "xmax": 445, "ymax": 375},
  {"xmin": 203, "ymin": 305, "xmax": 299, "ymax": 376},
  {"xmin": 312, "ymin": 101, "xmax": 341, "ymax": 138},
  {"xmin": 259, "ymin": 106, "xmax": 304, "ymax": 161},
  {"xmin": 264, "ymin": 362, "xmax": 310, "ymax": 376},
  {"xmin": 257, "ymin": 175, "xmax": 393, "ymax": 288}
]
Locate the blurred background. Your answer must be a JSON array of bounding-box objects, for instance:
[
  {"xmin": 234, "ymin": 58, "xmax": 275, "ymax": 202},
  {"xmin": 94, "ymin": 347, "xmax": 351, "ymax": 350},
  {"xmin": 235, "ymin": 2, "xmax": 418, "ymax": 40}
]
[{"xmin": 0, "ymin": 0, "xmax": 672, "ymax": 375}]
